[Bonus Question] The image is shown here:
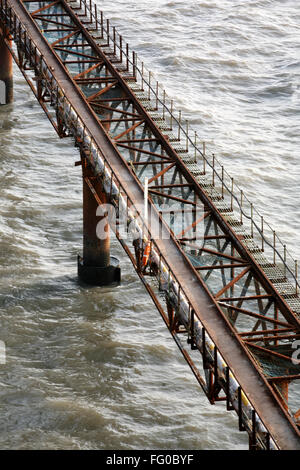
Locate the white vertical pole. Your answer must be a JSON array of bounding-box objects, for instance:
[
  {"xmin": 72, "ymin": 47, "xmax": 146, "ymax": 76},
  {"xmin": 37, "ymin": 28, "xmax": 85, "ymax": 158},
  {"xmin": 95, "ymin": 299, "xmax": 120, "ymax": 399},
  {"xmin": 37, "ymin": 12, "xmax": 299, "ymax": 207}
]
[{"xmin": 144, "ymin": 177, "xmax": 149, "ymax": 231}]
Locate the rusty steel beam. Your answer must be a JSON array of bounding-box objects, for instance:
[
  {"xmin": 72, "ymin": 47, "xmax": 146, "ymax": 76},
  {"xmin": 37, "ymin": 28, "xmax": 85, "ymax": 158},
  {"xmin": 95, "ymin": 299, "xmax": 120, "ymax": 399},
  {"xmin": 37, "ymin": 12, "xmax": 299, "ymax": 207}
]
[
  {"xmin": 1, "ymin": 0, "xmax": 300, "ymax": 450},
  {"xmin": 52, "ymin": 4, "xmax": 300, "ymax": 330}
]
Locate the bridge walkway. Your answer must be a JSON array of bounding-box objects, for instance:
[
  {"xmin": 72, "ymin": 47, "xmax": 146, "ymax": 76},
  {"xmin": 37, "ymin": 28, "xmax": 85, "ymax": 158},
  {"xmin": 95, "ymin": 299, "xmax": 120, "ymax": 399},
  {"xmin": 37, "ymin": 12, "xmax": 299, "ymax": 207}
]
[{"xmin": 1, "ymin": 0, "xmax": 300, "ymax": 449}]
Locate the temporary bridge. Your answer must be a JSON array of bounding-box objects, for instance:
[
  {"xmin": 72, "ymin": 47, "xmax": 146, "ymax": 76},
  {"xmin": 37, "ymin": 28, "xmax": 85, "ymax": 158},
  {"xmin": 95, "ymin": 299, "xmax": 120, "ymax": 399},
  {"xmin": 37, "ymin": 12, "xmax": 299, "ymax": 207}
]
[{"xmin": 1, "ymin": 0, "xmax": 300, "ymax": 450}]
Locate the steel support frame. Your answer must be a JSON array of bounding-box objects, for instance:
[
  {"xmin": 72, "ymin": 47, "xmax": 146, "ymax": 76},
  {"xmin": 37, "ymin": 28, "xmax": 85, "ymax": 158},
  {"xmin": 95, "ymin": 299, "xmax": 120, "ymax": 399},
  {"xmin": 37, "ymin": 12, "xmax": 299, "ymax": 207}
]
[
  {"xmin": 1, "ymin": 0, "xmax": 300, "ymax": 450},
  {"xmin": 80, "ymin": 150, "xmax": 271, "ymax": 450}
]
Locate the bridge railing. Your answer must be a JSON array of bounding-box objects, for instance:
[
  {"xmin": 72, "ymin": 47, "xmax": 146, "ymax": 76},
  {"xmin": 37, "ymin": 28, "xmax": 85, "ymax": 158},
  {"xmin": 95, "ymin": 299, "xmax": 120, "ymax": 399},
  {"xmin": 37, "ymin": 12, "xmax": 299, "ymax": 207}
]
[
  {"xmin": 0, "ymin": 0, "xmax": 279, "ymax": 448},
  {"xmin": 75, "ymin": 0, "xmax": 299, "ymax": 295}
]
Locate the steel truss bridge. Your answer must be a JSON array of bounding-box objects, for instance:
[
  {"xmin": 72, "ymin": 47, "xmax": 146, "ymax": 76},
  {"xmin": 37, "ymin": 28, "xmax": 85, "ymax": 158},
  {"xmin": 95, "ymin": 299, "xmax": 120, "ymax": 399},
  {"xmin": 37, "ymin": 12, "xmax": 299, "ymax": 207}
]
[{"xmin": 0, "ymin": 0, "xmax": 300, "ymax": 450}]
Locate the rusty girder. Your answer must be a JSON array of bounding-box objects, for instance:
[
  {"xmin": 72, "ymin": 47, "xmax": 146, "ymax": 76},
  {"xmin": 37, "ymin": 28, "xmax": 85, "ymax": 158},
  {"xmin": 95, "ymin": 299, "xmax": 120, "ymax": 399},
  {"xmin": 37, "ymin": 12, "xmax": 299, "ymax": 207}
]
[{"xmin": 1, "ymin": 0, "xmax": 300, "ymax": 449}]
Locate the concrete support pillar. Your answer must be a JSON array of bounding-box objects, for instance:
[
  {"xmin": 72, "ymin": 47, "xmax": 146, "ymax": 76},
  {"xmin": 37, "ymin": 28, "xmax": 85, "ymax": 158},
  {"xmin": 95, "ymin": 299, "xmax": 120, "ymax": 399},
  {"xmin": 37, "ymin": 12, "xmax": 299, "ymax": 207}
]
[
  {"xmin": 78, "ymin": 159, "xmax": 120, "ymax": 286},
  {"xmin": 0, "ymin": 28, "xmax": 13, "ymax": 105}
]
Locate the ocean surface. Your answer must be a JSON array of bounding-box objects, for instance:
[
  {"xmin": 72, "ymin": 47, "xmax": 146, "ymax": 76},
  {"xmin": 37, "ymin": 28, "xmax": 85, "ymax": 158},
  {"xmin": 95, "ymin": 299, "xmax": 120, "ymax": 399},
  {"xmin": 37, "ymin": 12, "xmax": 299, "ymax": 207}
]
[{"xmin": 0, "ymin": 0, "xmax": 299, "ymax": 450}]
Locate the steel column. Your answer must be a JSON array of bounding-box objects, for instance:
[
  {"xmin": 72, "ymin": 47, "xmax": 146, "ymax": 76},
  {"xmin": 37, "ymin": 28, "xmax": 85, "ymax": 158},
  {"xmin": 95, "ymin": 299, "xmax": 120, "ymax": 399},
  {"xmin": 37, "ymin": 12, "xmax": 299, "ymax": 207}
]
[
  {"xmin": 0, "ymin": 26, "xmax": 13, "ymax": 104},
  {"xmin": 78, "ymin": 158, "xmax": 121, "ymax": 286}
]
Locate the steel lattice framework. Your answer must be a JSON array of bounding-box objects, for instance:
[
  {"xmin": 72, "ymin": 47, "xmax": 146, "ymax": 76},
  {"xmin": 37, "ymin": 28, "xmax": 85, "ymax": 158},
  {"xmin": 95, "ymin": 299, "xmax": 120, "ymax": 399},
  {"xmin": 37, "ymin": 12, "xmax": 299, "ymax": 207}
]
[{"xmin": 0, "ymin": 0, "xmax": 300, "ymax": 450}]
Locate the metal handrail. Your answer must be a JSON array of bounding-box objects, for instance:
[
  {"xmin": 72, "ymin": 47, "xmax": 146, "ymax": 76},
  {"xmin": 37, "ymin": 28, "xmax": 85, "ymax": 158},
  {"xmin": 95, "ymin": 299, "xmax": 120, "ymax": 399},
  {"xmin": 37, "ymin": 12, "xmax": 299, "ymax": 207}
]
[
  {"xmin": 0, "ymin": 0, "xmax": 279, "ymax": 448},
  {"xmin": 75, "ymin": 0, "xmax": 299, "ymax": 292}
]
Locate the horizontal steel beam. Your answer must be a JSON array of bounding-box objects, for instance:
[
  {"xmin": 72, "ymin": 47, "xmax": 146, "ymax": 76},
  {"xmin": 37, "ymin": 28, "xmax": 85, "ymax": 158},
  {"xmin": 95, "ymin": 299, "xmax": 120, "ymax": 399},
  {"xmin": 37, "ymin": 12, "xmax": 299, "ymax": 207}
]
[{"xmin": 1, "ymin": 0, "xmax": 300, "ymax": 449}]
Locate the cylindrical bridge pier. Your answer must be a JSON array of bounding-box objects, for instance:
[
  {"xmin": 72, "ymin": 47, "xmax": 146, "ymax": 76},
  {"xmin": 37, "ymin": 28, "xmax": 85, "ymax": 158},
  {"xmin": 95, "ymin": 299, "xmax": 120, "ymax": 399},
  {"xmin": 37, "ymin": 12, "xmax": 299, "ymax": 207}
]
[
  {"xmin": 0, "ymin": 26, "xmax": 13, "ymax": 105},
  {"xmin": 78, "ymin": 158, "xmax": 120, "ymax": 286}
]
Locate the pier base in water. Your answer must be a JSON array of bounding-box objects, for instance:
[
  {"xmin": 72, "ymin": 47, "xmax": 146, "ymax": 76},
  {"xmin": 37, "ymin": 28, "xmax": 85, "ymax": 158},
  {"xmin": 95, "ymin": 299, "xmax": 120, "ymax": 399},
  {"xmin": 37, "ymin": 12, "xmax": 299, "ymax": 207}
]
[
  {"xmin": 78, "ymin": 254, "xmax": 120, "ymax": 286},
  {"xmin": 0, "ymin": 29, "xmax": 13, "ymax": 105},
  {"xmin": 78, "ymin": 159, "xmax": 120, "ymax": 287}
]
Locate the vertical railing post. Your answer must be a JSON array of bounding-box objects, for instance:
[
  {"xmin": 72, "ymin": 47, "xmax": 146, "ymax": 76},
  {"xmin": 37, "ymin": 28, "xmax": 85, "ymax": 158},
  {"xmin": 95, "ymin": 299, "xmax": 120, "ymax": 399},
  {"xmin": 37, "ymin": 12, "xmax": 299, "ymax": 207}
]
[
  {"xmin": 119, "ymin": 35, "xmax": 123, "ymax": 63},
  {"xmin": 126, "ymin": 43, "xmax": 129, "ymax": 71},
  {"xmin": 100, "ymin": 11, "xmax": 103, "ymax": 38},
  {"xmin": 132, "ymin": 51, "xmax": 136, "ymax": 80},
  {"xmin": 106, "ymin": 19, "xmax": 110, "ymax": 46},
  {"xmin": 148, "ymin": 70, "xmax": 151, "ymax": 100},
  {"xmin": 250, "ymin": 203, "xmax": 253, "ymax": 238},
  {"xmin": 113, "ymin": 26, "xmax": 116, "ymax": 55},
  {"xmin": 240, "ymin": 190, "xmax": 243, "ymax": 223},
  {"xmin": 89, "ymin": 0, "xmax": 92, "ymax": 23},
  {"xmin": 261, "ymin": 216, "xmax": 264, "ymax": 252},
  {"xmin": 186, "ymin": 120, "xmax": 189, "ymax": 152},
  {"xmin": 221, "ymin": 166, "xmax": 224, "ymax": 198},
  {"xmin": 178, "ymin": 110, "xmax": 181, "ymax": 141}
]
